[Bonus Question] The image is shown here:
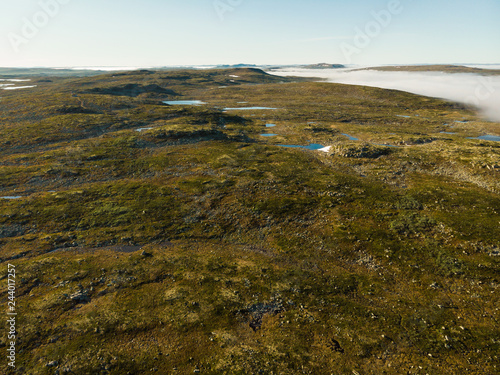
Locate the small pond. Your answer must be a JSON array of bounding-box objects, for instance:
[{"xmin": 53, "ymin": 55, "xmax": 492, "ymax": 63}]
[
  {"xmin": 342, "ymin": 133, "xmax": 360, "ymax": 141},
  {"xmin": 163, "ymin": 100, "xmax": 205, "ymax": 105},
  {"xmin": 3, "ymin": 85, "xmax": 37, "ymax": 90},
  {"xmin": 468, "ymin": 135, "xmax": 500, "ymax": 142},
  {"xmin": 224, "ymin": 107, "xmax": 277, "ymax": 111},
  {"xmin": 278, "ymin": 143, "xmax": 325, "ymax": 151}
]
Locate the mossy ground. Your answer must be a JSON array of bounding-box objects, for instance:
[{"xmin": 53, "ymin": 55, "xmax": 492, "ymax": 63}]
[{"xmin": 0, "ymin": 68, "xmax": 499, "ymax": 374}]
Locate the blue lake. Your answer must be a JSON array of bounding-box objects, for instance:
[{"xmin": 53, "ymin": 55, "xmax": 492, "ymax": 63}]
[
  {"xmin": 163, "ymin": 100, "xmax": 205, "ymax": 105},
  {"xmin": 266, "ymin": 124, "xmax": 276, "ymax": 128}
]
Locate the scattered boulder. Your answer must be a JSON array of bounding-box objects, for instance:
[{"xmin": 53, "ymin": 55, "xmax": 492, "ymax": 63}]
[
  {"xmin": 68, "ymin": 290, "xmax": 90, "ymax": 303},
  {"xmin": 237, "ymin": 299, "xmax": 283, "ymax": 331}
]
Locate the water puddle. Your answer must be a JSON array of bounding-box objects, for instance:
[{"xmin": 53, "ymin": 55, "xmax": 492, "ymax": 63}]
[
  {"xmin": 278, "ymin": 143, "xmax": 325, "ymax": 150},
  {"xmin": 3, "ymin": 86, "xmax": 37, "ymax": 90},
  {"xmin": 467, "ymin": 135, "xmax": 500, "ymax": 142},
  {"xmin": 224, "ymin": 107, "xmax": 277, "ymax": 111},
  {"xmin": 374, "ymin": 144, "xmax": 401, "ymax": 148},
  {"xmin": 260, "ymin": 134, "xmax": 278, "ymax": 137},
  {"xmin": 396, "ymin": 115, "xmax": 411, "ymax": 118},
  {"xmin": 440, "ymin": 131, "xmax": 456, "ymax": 135},
  {"xmin": 266, "ymin": 124, "xmax": 276, "ymax": 128},
  {"xmin": 1, "ymin": 196, "xmax": 23, "ymax": 200},
  {"xmin": 342, "ymin": 133, "xmax": 360, "ymax": 141},
  {"xmin": 163, "ymin": 100, "xmax": 205, "ymax": 105},
  {"xmin": 136, "ymin": 127, "xmax": 154, "ymax": 132}
]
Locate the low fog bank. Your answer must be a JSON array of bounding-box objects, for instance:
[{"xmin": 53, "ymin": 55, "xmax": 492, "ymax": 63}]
[{"xmin": 272, "ymin": 68, "xmax": 500, "ymax": 123}]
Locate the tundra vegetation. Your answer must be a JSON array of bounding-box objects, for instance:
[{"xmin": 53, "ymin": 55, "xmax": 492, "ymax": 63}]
[{"xmin": 0, "ymin": 68, "xmax": 499, "ymax": 374}]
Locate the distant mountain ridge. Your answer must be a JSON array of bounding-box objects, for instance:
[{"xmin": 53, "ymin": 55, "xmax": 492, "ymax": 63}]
[
  {"xmin": 301, "ymin": 63, "xmax": 346, "ymax": 69},
  {"xmin": 359, "ymin": 64, "xmax": 500, "ymax": 75}
]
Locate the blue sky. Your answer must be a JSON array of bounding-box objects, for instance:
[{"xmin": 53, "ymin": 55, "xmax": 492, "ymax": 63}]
[{"xmin": 1, "ymin": 0, "xmax": 499, "ymax": 67}]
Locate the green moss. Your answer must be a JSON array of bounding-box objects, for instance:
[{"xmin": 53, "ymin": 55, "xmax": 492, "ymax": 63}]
[
  {"xmin": 0, "ymin": 67, "xmax": 498, "ymax": 374},
  {"xmin": 390, "ymin": 213, "xmax": 437, "ymax": 235}
]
